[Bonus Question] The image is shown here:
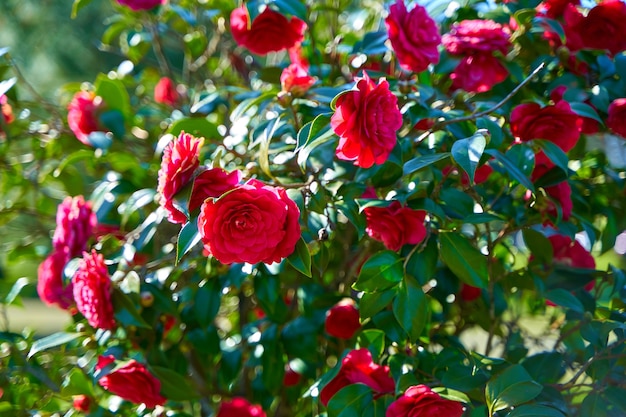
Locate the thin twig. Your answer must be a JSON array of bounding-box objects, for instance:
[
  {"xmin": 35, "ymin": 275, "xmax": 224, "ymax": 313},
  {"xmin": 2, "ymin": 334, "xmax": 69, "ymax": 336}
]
[
  {"xmin": 147, "ymin": 17, "xmax": 173, "ymax": 78},
  {"xmin": 433, "ymin": 62, "xmax": 546, "ymax": 130}
]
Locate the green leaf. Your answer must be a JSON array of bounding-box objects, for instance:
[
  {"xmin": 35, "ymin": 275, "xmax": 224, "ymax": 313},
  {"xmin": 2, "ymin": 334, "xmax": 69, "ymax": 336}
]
[
  {"xmin": 522, "ymin": 352, "xmax": 564, "ymax": 384},
  {"xmin": 463, "ymin": 213, "xmax": 504, "ymax": 224},
  {"xmin": 94, "ymin": 73, "xmax": 131, "ymax": 118},
  {"xmin": 357, "ymin": 329, "xmax": 386, "ymax": 360},
  {"xmin": 579, "ymin": 392, "xmax": 610, "ymax": 417},
  {"xmin": 120, "ymin": 188, "xmax": 156, "ymax": 226},
  {"xmin": 353, "ymin": 251, "xmax": 404, "ymax": 292},
  {"xmin": 5, "ymin": 277, "xmax": 30, "ymax": 305},
  {"xmin": 274, "ymin": 0, "xmax": 307, "ymax": 19},
  {"xmin": 169, "ymin": 117, "xmax": 219, "ymax": 139},
  {"xmin": 451, "ymin": 132, "xmax": 487, "ymax": 184},
  {"xmin": 404, "ymin": 237, "xmax": 438, "ymax": 286},
  {"xmin": 403, "ymin": 153, "xmax": 451, "ymax": 177},
  {"xmin": 111, "ymin": 288, "xmax": 151, "ymax": 329},
  {"xmin": 61, "ymin": 368, "xmax": 95, "ymax": 396},
  {"xmin": 195, "ymin": 280, "xmax": 221, "ymax": 328},
  {"xmin": 286, "ymin": 237, "xmax": 312, "ymax": 277},
  {"xmin": 176, "ymin": 221, "xmax": 201, "ymax": 265},
  {"xmin": 486, "ymin": 364, "xmax": 543, "ymax": 414},
  {"xmin": 257, "ymin": 115, "xmax": 283, "ymax": 178},
  {"xmin": 439, "ymin": 233, "xmax": 488, "ymax": 289},
  {"xmin": 296, "ymin": 113, "xmax": 332, "ymax": 152},
  {"xmin": 0, "ymin": 77, "xmax": 17, "ymax": 97},
  {"xmin": 432, "ymin": 387, "xmax": 470, "ymax": 404},
  {"xmin": 327, "ymin": 384, "xmax": 373, "ymax": 417},
  {"xmin": 254, "ymin": 274, "xmax": 288, "ymax": 323},
  {"xmin": 231, "ymin": 91, "xmax": 275, "ymax": 121},
  {"xmin": 569, "ymin": 102, "xmax": 603, "ymax": 124},
  {"xmin": 545, "ymin": 289, "xmax": 585, "ymax": 313},
  {"xmin": 506, "ymin": 405, "xmax": 566, "ymax": 417},
  {"xmin": 533, "ymin": 140, "xmax": 569, "ymax": 173},
  {"xmin": 523, "ymin": 228, "xmax": 553, "ymax": 265},
  {"xmin": 532, "ymin": 17, "xmax": 565, "ymax": 44},
  {"xmin": 150, "ymin": 366, "xmax": 200, "ymax": 401},
  {"xmin": 359, "ymin": 290, "xmax": 395, "ymax": 319},
  {"xmin": 486, "ymin": 149, "xmax": 535, "ymax": 192},
  {"xmin": 393, "ymin": 279, "xmax": 429, "ymax": 342},
  {"xmin": 28, "ymin": 332, "xmax": 83, "ymax": 358},
  {"xmin": 477, "ymin": 117, "xmax": 504, "ymax": 148}
]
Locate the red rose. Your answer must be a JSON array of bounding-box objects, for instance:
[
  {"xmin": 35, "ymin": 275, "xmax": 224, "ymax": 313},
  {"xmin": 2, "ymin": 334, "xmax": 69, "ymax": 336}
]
[
  {"xmin": 96, "ymin": 355, "xmax": 166, "ymax": 408},
  {"xmin": 154, "ymin": 77, "xmax": 179, "ymax": 106},
  {"xmin": 364, "ymin": 201, "xmax": 427, "ymax": 251},
  {"xmin": 607, "ymin": 98, "xmax": 626, "ymax": 138},
  {"xmin": 510, "ymin": 101, "xmax": 581, "ymax": 165},
  {"xmin": 217, "ymin": 397, "xmax": 266, "ymax": 417},
  {"xmin": 331, "ymin": 72, "xmax": 403, "ymax": 168},
  {"xmin": 157, "ymin": 131, "xmax": 204, "ymax": 224},
  {"xmin": 198, "ymin": 179, "xmax": 301, "ymax": 265},
  {"xmin": 460, "ymin": 284, "xmax": 482, "ymax": 302},
  {"xmin": 72, "ymin": 251, "xmax": 115, "ymax": 330},
  {"xmin": 72, "ymin": 395, "xmax": 92, "ymax": 413},
  {"xmin": 549, "ymin": 235, "xmax": 595, "ymax": 270},
  {"xmin": 67, "ymin": 91, "xmax": 106, "ymax": 146},
  {"xmin": 385, "ymin": 0, "xmax": 441, "ymax": 73},
  {"xmin": 325, "ymin": 300, "xmax": 361, "ymax": 339},
  {"xmin": 230, "ymin": 6, "xmax": 306, "ymax": 55},
  {"xmin": 386, "ymin": 385, "xmax": 464, "ymax": 417},
  {"xmin": 450, "ymin": 53, "xmax": 508, "ymax": 93},
  {"xmin": 320, "ymin": 348, "xmax": 395, "ymax": 406},
  {"xmin": 562, "ymin": 1, "xmax": 626, "ymax": 56},
  {"xmin": 115, "ymin": 0, "xmax": 163, "ymax": 11},
  {"xmin": 537, "ymin": 0, "xmax": 580, "ymax": 19},
  {"xmin": 52, "ymin": 196, "xmax": 97, "ymax": 258},
  {"xmin": 280, "ymin": 62, "xmax": 315, "ymax": 96},
  {"xmin": 442, "ymin": 19, "xmax": 510, "ymax": 56},
  {"xmin": 188, "ymin": 168, "xmax": 242, "ymax": 213},
  {"xmin": 37, "ymin": 250, "xmax": 74, "ymax": 310}
]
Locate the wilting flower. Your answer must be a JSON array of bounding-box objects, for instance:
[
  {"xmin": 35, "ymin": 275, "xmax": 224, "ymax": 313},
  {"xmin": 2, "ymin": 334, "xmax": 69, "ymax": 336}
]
[
  {"xmin": 320, "ymin": 348, "xmax": 395, "ymax": 406},
  {"xmin": 385, "ymin": 0, "xmax": 441, "ymax": 73},
  {"xmin": 154, "ymin": 77, "xmax": 179, "ymax": 106},
  {"xmin": 67, "ymin": 91, "xmax": 106, "ymax": 146},
  {"xmin": 325, "ymin": 300, "xmax": 361, "ymax": 339},
  {"xmin": 52, "ymin": 195, "xmax": 97, "ymax": 258},
  {"xmin": 198, "ymin": 179, "xmax": 301, "ymax": 265},
  {"xmin": 364, "ymin": 201, "xmax": 427, "ymax": 251},
  {"xmin": 73, "ymin": 250, "xmax": 115, "ymax": 330},
  {"xmin": 96, "ymin": 355, "xmax": 166, "ymax": 408},
  {"xmin": 386, "ymin": 385, "xmax": 465, "ymax": 417},
  {"xmin": 230, "ymin": 5, "xmax": 306, "ymax": 55},
  {"xmin": 331, "ymin": 72, "xmax": 403, "ymax": 168},
  {"xmin": 157, "ymin": 131, "xmax": 204, "ymax": 224}
]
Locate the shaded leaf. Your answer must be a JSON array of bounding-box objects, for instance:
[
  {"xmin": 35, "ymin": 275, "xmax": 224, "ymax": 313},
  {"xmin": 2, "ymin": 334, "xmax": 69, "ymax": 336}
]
[{"xmin": 440, "ymin": 233, "xmax": 488, "ymax": 288}]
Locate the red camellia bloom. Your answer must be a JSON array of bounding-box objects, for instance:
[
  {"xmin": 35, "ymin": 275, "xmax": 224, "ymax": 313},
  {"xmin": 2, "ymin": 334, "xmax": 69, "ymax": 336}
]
[
  {"xmin": 537, "ymin": 0, "xmax": 579, "ymax": 19},
  {"xmin": 188, "ymin": 168, "xmax": 242, "ymax": 213},
  {"xmin": 331, "ymin": 72, "xmax": 403, "ymax": 168},
  {"xmin": 562, "ymin": 1, "xmax": 626, "ymax": 56},
  {"xmin": 320, "ymin": 348, "xmax": 395, "ymax": 406},
  {"xmin": 283, "ymin": 365, "xmax": 302, "ymax": 387},
  {"xmin": 325, "ymin": 300, "xmax": 361, "ymax": 339},
  {"xmin": 549, "ymin": 235, "xmax": 595, "ymax": 270},
  {"xmin": 37, "ymin": 250, "xmax": 74, "ymax": 310},
  {"xmin": 386, "ymin": 385, "xmax": 465, "ymax": 417},
  {"xmin": 230, "ymin": 5, "xmax": 306, "ymax": 55},
  {"xmin": 550, "ymin": 86, "xmax": 598, "ymax": 135},
  {"xmin": 96, "ymin": 355, "xmax": 166, "ymax": 408},
  {"xmin": 442, "ymin": 19, "xmax": 510, "ymax": 56},
  {"xmin": 73, "ymin": 251, "xmax": 115, "ymax": 330},
  {"xmin": 115, "ymin": 0, "xmax": 163, "ymax": 11},
  {"xmin": 157, "ymin": 131, "xmax": 204, "ymax": 224},
  {"xmin": 607, "ymin": 98, "xmax": 626, "ymax": 138},
  {"xmin": 217, "ymin": 397, "xmax": 266, "ymax": 417},
  {"xmin": 385, "ymin": 0, "xmax": 441, "ymax": 73},
  {"xmin": 450, "ymin": 54, "xmax": 509, "ymax": 93},
  {"xmin": 198, "ymin": 179, "xmax": 301, "ymax": 265},
  {"xmin": 510, "ymin": 101, "xmax": 582, "ymax": 164},
  {"xmin": 72, "ymin": 395, "xmax": 91, "ymax": 413},
  {"xmin": 67, "ymin": 91, "xmax": 106, "ymax": 146},
  {"xmin": 52, "ymin": 196, "xmax": 97, "ymax": 258},
  {"xmin": 364, "ymin": 201, "xmax": 427, "ymax": 251},
  {"xmin": 154, "ymin": 77, "xmax": 179, "ymax": 106},
  {"xmin": 280, "ymin": 62, "xmax": 316, "ymax": 96},
  {"xmin": 460, "ymin": 284, "xmax": 482, "ymax": 302},
  {"xmin": 0, "ymin": 95, "xmax": 14, "ymax": 133}
]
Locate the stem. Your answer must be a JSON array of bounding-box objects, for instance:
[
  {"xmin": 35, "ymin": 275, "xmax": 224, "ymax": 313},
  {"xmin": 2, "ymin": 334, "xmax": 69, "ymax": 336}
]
[{"xmin": 147, "ymin": 17, "xmax": 173, "ymax": 78}]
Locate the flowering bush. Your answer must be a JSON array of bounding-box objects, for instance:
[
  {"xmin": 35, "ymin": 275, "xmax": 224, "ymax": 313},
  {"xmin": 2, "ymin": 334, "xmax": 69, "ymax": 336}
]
[{"xmin": 1, "ymin": 0, "xmax": 626, "ymax": 416}]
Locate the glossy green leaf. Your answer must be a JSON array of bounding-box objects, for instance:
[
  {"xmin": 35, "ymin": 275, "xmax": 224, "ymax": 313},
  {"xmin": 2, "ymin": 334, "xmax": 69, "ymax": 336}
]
[
  {"xmin": 359, "ymin": 290, "xmax": 395, "ymax": 319},
  {"xmin": 546, "ymin": 289, "xmax": 585, "ymax": 313},
  {"xmin": 286, "ymin": 237, "xmax": 312, "ymax": 277},
  {"xmin": 486, "ymin": 364, "xmax": 543, "ymax": 414},
  {"xmin": 94, "ymin": 73, "xmax": 131, "ymax": 118},
  {"xmin": 486, "ymin": 149, "xmax": 535, "ymax": 191},
  {"xmin": 439, "ymin": 233, "xmax": 488, "ymax": 289},
  {"xmin": 296, "ymin": 113, "xmax": 331, "ymax": 152},
  {"xmin": 569, "ymin": 102, "xmax": 603, "ymax": 123},
  {"xmin": 506, "ymin": 405, "xmax": 566, "ymax": 417},
  {"xmin": 176, "ymin": 221, "xmax": 201, "ymax": 265},
  {"xmin": 0, "ymin": 77, "xmax": 17, "ymax": 98},
  {"xmin": 353, "ymin": 251, "xmax": 403, "ymax": 292},
  {"xmin": 393, "ymin": 279, "xmax": 429, "ymax": 342},
  {"xmin": 195, "ymin": 280, "xmax": 221, "ymax": 328},
  {"xmin": 451, "ymin": 132, "xmax": 487, "ymax": 184},
  {"xmin": 4, "ymin": 277, "xmax": 29, "ymax": 305},
  {"xmin": 403, "ymin": 153, "xmax": 451, "ymax": 177},
  {"xmin": 404, "ymin": 237, "xmax": 438, "ymax": 286},
  {"xmin": 523, "ymin": 228, "xmax": 553, "ymax": 265},
  {"xmin": 533, "ymin": 140, "xmax": 569, "ymax": 173},
  {"xmin": 111, "ymin": 288, "xmax": 151, "ymax": 329},
  {"xmin": 150, "ymin": 366, "xmax": 200, "ymax": 401},
  {"xmin": 28, "ymin": 332, "xmax": 83, "ymax": 358},
  {"xmin": 357, "ymin": 329, "xmax": 386, "ymax": 359},
  {"xmin": 61, "ymin": 368, "xmax": 94, "ymax": 396},
  {"xmin": 169, "ymin": 117, "xmax": 219, "ymax": 139},
  {"xmin": 327, "ymin": 383, "xmax": 373, "ymax": 417}
]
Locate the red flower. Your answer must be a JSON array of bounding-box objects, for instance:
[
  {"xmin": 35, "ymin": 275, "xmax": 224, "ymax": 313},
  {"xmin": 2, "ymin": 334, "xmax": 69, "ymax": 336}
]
[
  {"xmin": 325, "ymin": 300, "xmax": 361, "ymax": 339},
  {"xmin": 280, "ymin": 63, "xmax": 315, "ymax": 96},
  {"xmin": 364, "ymin": 201, "xmax": 427, "ymax": 251},
  {"xmin": 450, "ymin": 53, "xmax": 509, "ymax": 93},
  {"xmin": 331, "ymin": 72, "xmax": 403, "ymax": 168},
  {"xmin": 188, "ymin": 168, "xmax": 242, "ymax": 213},
  {"xmin": 562, "ymin": 1, "xmax": 626, "ymax": 56},
  {"xmin": 230, "ymin": 6, "xmax": 306, "ymax": 55},
  {"xmin": 549, "ymin": 235, "xmax": 595, "ymax": 270},
  {"xmin": 217, "ymin": 397, "xmax": 266, "ymax": 417},
  {"xmin": 72, "ymin": 395, "xmax": 92, "ymax": 413},
  {"xmin": 67, "ymin": 91, "xmax": 106, "ymax": 146},
  {"xmin": 532, "ymin": 163, "xmax": 573, "ymax": 222},
  {"xmin": 198, "ymin": 179, "xmax": 301, "ymax": 265},
  {"xmin": 550, "ymin": 86, "xmax": 598, "ymax": 135},
  {"xmin": 320, "ymin": 348, "xmax": 395, "ymax": 406},
  {"xmin": 283, "ymin": 365, "xmax": 302, "ymax": 387},
  {"xmin": 442, "ymin": 19, "xmax": 510, "ymax": 56},
  {"xmin": 460, "ymin": 284, "xmax": 482, "ymax": 302},
  {"xmin": 537, "ymin": 0, "xmax": 580, "ymax": 19},
  {"xmin": 154, "ymin": 77, "xmax": 179, "ymax": 106},
  {"xmin": 115, "ymin": 0, "xmax": 163, "ymax": 10},
  {"xmin": 157, "ymin": 131, "xmax": 204, "ymax": 224},
  {"xmin": 0, "ymin": 95, "xmax": 13, "ymax": 134},
  {"xmin": 386, "ymin": 385, "xmax": 464, "ymax": 417},
  {"xmin": 510, "ymin": 101, "xmax": 581, "ymax": 165},
  {"xmin": 385, "ymin": 0, "xmax": 441, "ymax": 73},
  {"xmin": 52, "ymin": 196, "xmax": 97, "ymax": 258},
  {"xmin": 96, "ymin": 355, "xmax": 166, "ymax": 408},
  {"xmin": 37, "ymin": 250, "xmax": 74, "ymax": 310},
  {"xmin": 72, "ymin": 251, "xmax": 115, "ymax": 330},
  {"xmin": 607, "ymin": 98, "xmax": 626, "ymax": 138}
]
